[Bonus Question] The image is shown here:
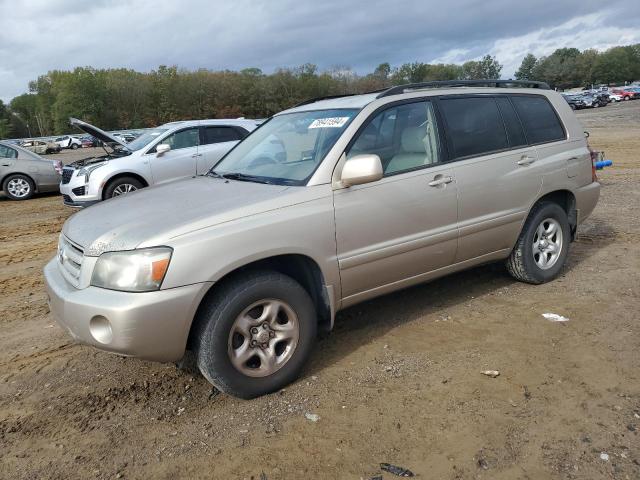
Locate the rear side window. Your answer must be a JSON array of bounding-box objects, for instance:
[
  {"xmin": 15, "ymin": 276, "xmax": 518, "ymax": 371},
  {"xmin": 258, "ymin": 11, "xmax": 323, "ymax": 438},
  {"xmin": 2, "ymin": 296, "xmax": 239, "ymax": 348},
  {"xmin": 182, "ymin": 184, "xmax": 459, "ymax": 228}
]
[
  {"xmin": 439, "ymin": 97, "xmax": 508, "ymax": 159},
  {"xmin": 511, "ymin": 96, "xmax": 565, "ymax": 144},
  {"xmin": 0, "ymin": 145, "xmax": 17, "ymax": 158},
  {"xmin": 495, "ymin": 97, "xmax": 527, "ymax": 148},
  {"xmin": 203, "ymin": 126, "xmax": 242, "ymax": 145}
]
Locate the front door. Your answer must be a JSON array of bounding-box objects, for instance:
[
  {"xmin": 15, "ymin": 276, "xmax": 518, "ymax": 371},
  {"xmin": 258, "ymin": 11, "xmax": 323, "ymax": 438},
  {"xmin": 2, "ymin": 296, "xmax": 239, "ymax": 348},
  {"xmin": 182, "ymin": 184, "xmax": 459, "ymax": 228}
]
[
  {"xmin": 149, "ymin": 127, "xmax": 199, "ymax": 184},
  {"xmin": 333, "ymin": 99, "xmax": 459, "ymax": 303}
]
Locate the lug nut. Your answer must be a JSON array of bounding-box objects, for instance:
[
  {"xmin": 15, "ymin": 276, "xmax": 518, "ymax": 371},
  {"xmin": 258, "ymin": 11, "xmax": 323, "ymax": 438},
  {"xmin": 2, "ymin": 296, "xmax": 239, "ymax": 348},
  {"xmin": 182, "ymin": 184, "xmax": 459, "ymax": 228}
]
[
  {"xmin": 262, "ymin": 323, "xmax": 269, "ymax": 329},
  {"xmin": 269, "ymin": 331, "xmax": 275, "ymax": 338},
  {"xmin": 250, "ymin": 340, "xmax": 257, "ymax": 347},
  {"xmin": 261, "ymin": 343, "xmax": 268, "ymax": 349},
  {"xmin": 251, "ymin": 327, "xmax": 259, "ymax": 334}
]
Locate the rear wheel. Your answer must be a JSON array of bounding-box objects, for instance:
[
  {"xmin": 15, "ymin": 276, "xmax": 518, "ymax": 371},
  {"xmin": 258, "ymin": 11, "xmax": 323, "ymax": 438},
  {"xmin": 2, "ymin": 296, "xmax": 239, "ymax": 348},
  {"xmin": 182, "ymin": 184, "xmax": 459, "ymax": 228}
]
[
  {"xmin": 3, "ymin": 174, "xmax": 35, "ymax": 200},
  {"xmin": 103, "ymin": 177, "xmax": 144, "ymax": 199},
  {"xmin": 506, "ymin": 201, "xmax": 570, "ymax": 284},
  {"xmin": 71, "ymin": 143, "xmax": 79, "ymax": 150},
  {"xmin": 192, "ymin": 270, "xmax": 317, "ymax": 398}
]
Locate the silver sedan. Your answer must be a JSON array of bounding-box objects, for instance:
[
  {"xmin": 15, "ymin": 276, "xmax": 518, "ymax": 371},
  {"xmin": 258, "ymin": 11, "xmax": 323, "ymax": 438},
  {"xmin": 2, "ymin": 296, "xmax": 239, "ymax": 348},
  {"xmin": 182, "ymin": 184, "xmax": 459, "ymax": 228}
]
[{"xmin": 0, "ymin": 140, "xmax": 61, "ymax": 200}]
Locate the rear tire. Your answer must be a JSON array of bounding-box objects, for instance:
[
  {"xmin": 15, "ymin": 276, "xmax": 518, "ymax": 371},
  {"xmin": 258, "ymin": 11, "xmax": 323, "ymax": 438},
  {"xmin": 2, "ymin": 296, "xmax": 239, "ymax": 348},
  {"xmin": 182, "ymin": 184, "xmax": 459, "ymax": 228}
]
[
  {"xmin": 3, "ymin": 174, "xmax": 35, "ymax": 200},
  {"xmin": 506, "ymin": 201, "xmax": 570, "ymax": 284},
  {"xmin": 192, "ymin": 270, "xmax": 317, "ymax": 399},
  {"xmin": 71, "ymin": 143, "xmax": 79, "ymax": 150},
  {"xmin": 103, "ymin": 177, "xmax": 144, "ymax": 199}
]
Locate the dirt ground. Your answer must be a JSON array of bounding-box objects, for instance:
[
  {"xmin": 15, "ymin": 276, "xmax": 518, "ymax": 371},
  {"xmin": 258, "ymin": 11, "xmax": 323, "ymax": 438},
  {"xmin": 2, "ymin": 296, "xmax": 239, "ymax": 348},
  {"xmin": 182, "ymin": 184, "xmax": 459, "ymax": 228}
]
[{"xmin": 1, "ymin": 101, "xmax": 639, "ymax": 480}]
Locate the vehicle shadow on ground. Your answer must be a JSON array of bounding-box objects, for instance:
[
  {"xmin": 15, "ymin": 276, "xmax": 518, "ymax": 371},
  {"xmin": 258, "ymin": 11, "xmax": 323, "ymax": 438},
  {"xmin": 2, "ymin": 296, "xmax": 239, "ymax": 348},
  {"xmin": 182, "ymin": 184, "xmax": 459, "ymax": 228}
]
[{"xmin": 304, "ymin": 221, "xmax": 613, "ymax": 377}]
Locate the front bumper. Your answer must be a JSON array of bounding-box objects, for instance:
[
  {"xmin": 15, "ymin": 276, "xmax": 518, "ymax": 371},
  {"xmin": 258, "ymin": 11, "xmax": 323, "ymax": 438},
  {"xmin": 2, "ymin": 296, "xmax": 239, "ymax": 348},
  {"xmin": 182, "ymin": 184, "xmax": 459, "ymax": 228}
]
[
  {"xmin": 44, "ymin": 258, "xmax": 211, "ymax": 362},
  {"xmin": 60, "ymin": 170, "xmax": 102, "ymax": 207}
]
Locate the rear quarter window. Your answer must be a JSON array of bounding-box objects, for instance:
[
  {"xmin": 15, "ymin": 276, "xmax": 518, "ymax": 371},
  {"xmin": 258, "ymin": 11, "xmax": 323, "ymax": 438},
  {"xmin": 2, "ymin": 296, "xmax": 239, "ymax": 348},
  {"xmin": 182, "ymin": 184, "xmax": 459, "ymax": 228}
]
[{"xmin": 511, "ymin": 96, "xmax": 565, "ymax": 144}]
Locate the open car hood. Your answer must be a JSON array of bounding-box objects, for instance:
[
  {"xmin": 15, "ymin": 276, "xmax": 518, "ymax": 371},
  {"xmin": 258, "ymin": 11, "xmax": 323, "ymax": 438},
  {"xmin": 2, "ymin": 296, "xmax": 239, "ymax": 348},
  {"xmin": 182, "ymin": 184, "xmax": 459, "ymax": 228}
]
[{"xmin": 69, "ymin": 117, "xmax": 128, "ymax": 149}]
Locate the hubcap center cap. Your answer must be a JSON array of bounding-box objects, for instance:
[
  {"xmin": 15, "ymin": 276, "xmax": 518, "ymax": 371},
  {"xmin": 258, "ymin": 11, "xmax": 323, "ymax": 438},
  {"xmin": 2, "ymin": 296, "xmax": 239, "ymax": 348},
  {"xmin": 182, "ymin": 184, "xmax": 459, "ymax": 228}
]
[{"xmin": 254, "ymin": 329, "xmax": 271, "ymax": 345}]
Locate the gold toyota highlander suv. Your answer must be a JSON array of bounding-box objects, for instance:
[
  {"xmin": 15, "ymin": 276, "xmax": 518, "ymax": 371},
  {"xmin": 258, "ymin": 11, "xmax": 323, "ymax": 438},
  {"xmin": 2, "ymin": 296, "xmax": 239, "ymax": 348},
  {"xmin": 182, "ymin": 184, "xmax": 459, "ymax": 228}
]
[{"xmin": 44, "ymin": 80, "xmax": 600, "ymax": 398}]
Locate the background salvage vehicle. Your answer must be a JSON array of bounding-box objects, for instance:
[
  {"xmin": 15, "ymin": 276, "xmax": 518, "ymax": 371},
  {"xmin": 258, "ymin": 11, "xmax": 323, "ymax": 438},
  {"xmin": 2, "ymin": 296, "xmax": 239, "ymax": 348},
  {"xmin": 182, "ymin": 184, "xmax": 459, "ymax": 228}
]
[
  {"xmin": 60, "ymin": 117, "xmax": 259, "ymax": 207},
  {"xmin": 20, "ymin": 139, "xmax": 61, "ymax": 154},
  {"xmin": 45, "ymin": 80, "xmax": 600, "ymax": 398},
  {"xmin": 0, "ymin": 140, "xmax": 62, "ymax": 200},
  {"xmin": 55, "ymin": 135, "xmax": 82, "ymax": 149}
]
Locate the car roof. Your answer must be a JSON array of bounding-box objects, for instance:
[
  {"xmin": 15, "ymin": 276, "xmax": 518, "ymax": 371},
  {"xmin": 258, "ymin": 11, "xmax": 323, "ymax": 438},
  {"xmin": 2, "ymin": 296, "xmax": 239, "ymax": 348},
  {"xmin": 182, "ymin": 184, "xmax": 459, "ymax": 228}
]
[
  {"xmin": 279, "ymin": 85, "xmax": 556, "ymax": 116},
  {"xmin": 159, "ymin": 119, "xmax": 260, "ymax": 129}
]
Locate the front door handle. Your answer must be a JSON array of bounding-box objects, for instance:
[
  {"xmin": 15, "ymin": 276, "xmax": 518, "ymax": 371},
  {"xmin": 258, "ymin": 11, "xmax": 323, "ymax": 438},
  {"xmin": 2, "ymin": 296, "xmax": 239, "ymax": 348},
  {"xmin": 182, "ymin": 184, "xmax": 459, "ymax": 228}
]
[
  {"xmin": 428, "ymin": 175, "xmax": 453, "ymax": 187},
  {"xmin": 191, "ymin": 153, "xmax": 202, "ymax": 158},
  {"xmin": 517, "ymin": 155, "xmax": 536, "ymax": 166}
]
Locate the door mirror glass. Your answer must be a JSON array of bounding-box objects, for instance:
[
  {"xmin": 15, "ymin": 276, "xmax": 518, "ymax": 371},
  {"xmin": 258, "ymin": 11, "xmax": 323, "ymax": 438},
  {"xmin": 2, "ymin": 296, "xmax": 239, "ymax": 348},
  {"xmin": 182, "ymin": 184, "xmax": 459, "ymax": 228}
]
[
  {"xmin": 340, "ymin": 154, "xmax": 383, "ymax": 187},
  {"xmin": 156, "ymin": 144, "xmax": 171, "ymax": 156}
]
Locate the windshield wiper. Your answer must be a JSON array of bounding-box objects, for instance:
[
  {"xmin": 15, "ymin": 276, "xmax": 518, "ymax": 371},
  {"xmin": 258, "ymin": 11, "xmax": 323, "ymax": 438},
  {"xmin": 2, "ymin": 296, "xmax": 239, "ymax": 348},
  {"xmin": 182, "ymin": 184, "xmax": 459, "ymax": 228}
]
[{"xmin": 218, "ymin": 172, "xmax": 273, "ymax": 184}]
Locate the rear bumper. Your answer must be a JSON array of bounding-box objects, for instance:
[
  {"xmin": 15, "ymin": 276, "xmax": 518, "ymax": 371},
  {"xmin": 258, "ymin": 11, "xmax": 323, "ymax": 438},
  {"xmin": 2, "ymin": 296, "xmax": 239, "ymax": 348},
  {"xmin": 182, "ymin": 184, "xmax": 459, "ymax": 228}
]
[
  {"xmin": 44, "ymin": 258, "xmax": 211, "ymax": 362},
  {"xmin": 575, "ymin": 181, "xmax": 600, "ymax": 224}
]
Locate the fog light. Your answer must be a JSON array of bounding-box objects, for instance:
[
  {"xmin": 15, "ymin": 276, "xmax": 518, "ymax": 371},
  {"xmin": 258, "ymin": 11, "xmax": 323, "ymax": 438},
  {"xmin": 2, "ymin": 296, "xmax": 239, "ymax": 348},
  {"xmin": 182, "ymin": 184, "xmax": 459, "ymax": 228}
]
[{"xmin": 89, "ymin": 315, "xmax": 113, "ymax": 344}]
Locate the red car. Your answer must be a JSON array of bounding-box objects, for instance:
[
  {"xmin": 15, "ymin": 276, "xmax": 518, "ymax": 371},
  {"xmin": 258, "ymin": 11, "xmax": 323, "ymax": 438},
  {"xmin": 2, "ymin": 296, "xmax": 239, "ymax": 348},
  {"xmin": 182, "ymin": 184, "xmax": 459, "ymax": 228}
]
[{"xmin": 611, "ymin": 87, "xmax": 639, "ymax": 101}]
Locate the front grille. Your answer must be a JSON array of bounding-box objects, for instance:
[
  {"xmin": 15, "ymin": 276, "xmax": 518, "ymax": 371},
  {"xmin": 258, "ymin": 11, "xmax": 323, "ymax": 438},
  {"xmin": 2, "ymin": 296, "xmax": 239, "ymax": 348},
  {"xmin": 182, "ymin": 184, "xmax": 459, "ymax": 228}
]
[
  {"xmin": 72, "ymin": 186, "xmax": 86, "ymax": 196},
  {"xmin": 58, "ymin": 236, "xmax": 84, "ymax": 288},
  {"xmin": 62, "ymin": 168, "xmax": 74, "ymax": 184}
]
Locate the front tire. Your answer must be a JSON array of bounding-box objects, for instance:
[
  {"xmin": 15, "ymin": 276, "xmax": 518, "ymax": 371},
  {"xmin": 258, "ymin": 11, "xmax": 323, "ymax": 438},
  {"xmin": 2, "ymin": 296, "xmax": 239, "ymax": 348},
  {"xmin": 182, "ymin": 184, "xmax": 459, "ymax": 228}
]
[
  {"xmin": 192, "ymin": 270, "xmax": 317, "ymax": 399},
  {"xmin": 103, "ymin": 177, "xmax": 144, "ymax": 199},
  {"xmin": 506, "ymin": 201, "xmax": 570, "ymax": 284},
  {"xmin": 3, "ymin": 174, "xmax": 35, "ymax": 200}
]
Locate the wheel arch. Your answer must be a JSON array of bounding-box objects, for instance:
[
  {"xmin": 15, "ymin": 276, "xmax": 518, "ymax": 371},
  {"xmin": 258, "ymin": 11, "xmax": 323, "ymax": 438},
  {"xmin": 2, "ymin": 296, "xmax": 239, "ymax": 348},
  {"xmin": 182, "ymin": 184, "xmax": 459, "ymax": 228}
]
[
  {"xmin": 101, "ymin": 172, "xmax": 150, "ymax": 199},
  {"xmin": 528, "ymin": 189, "xmax": 577, "ymax": 240},
  {"xmin": 186, "ymin": 253, "xmax": 333, "ymax": 350}
]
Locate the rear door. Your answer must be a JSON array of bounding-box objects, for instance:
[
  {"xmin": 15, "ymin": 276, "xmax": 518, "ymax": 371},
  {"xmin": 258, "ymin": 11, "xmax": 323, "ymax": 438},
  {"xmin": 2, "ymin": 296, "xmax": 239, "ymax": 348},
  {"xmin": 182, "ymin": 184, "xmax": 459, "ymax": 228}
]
[
  {"xmin": 197, "ymin": 126, "xmax": 245, "ymax": 174},
  {"xmin": 148, "ymin": 127, "xmax": 199, "ymax": 184},
  {"xmin": 0, "ymin": 144, "xmax": 18, "ymax": 178},
  {"xmin": 438, "ymin": 95, "xmax": 542, "ymax": 262}
]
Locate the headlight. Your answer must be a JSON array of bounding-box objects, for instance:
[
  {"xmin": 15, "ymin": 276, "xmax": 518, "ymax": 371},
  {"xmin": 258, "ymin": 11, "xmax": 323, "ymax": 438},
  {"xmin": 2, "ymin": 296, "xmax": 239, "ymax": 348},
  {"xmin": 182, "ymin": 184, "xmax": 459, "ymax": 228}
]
[
  {"xmin": 91, "ymin": 247, "xmax": 172, "ymax": 292},
  {"xmin": 78, "ymin": 162, "xmax": 107, "ymax": 181}
]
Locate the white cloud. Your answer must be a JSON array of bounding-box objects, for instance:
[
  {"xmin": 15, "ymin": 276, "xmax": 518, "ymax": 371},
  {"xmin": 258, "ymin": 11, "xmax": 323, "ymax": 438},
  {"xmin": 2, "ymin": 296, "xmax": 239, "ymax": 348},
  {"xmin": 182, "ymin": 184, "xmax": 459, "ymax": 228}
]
[{"xmin": 490, "ymin": 13, "xmax": 640, "ymax": 77}]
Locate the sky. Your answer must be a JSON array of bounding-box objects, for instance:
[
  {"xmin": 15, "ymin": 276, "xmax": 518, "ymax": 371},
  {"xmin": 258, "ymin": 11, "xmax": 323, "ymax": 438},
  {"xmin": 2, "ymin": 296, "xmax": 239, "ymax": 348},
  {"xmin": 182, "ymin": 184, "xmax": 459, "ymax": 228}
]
[{"xmin": 1, "ymin": 0, "xmax": 640, "ymax": 103}]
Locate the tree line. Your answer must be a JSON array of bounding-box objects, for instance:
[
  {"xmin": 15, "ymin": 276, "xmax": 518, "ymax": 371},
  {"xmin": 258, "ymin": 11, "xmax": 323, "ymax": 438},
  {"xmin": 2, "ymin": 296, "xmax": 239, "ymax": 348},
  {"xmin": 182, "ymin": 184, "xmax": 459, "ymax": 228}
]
[{"xmin": 1, "ymin": 43, "xmax": 638, "ymax": 139}]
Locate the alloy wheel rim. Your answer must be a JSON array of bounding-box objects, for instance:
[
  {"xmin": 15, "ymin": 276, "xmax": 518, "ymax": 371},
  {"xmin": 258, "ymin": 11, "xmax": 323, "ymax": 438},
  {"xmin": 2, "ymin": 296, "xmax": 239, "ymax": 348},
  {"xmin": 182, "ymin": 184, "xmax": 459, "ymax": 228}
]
[
  {"xmin": 112, "ymin": 184, "xmax": 137, "ymax": 196},
  {"xmin": 227, "ymin": 299, "xmax": 300, "ymax": 378},
  {"xmin": 532, "ymin": 217, "xmax": 563, "ymax": 270},
  {"xmin": 7, "ymin": 178, "xmax": 30, "ymax": 198}
]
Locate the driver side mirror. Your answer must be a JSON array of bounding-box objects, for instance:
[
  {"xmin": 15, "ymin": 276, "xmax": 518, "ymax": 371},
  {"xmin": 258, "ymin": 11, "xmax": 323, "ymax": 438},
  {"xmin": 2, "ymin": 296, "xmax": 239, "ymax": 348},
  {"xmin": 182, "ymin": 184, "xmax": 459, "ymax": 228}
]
[
  {"xmin": 156, "ymin": 144, "xmax": 171, "ymax": 156},
  {"xmin": 340, "ymin": 154, "xmax": 383, "ymax": 187}
]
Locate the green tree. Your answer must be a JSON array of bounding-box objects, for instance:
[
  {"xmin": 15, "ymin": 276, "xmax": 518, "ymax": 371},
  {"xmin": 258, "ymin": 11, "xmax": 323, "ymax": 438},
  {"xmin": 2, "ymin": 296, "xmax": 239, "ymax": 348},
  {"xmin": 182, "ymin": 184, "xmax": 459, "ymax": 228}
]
[
  {"xmin": 515, "ymin": 54, "xmax": 538, "ymax": 80},
  {"xmin": 461, "ymin": 55, "xmax": 502, "ymax": 79}
]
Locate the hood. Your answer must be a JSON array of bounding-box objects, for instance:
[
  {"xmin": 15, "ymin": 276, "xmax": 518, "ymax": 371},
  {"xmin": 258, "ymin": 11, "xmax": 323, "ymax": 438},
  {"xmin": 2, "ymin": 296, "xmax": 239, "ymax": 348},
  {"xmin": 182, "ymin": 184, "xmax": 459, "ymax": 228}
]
[
  {"xmin": 62, "ymin": 176, "xmax": 324, "ymax": 256},
  {"xmin": 69, "ymin": 117, "xmax": 128, "ymax": 149}
]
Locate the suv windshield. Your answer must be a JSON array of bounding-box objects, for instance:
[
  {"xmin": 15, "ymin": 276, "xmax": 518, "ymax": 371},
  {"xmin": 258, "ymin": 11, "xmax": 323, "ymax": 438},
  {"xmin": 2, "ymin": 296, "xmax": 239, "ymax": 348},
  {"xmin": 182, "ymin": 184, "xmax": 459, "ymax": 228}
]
[
  {"xmin": 211, "ymin": 109, "xmax": 358, "ymax": 185},
  {"xmin": 126, "ymin": 128, "xmax": 169, "ymax": 151}
]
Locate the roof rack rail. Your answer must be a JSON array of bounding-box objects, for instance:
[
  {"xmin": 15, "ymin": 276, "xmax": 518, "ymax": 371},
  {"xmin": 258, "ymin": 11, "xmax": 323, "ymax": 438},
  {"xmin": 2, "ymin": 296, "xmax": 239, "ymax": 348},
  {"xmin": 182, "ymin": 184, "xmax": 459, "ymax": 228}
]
[{"xmin": 377, "ymin": 80, "xmax": 551, "ymax": 98}]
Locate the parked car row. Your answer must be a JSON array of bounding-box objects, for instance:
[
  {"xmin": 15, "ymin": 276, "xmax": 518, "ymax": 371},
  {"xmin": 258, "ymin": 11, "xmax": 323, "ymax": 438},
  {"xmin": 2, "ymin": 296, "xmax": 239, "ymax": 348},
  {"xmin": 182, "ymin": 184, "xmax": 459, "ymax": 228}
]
[
  {"xmin": 562, "ymin": 92, "xmax": 609, "ymax": 110},
  {"xmin": 41, "ymin": 80, "xmax": 601, "ymax": 399}
]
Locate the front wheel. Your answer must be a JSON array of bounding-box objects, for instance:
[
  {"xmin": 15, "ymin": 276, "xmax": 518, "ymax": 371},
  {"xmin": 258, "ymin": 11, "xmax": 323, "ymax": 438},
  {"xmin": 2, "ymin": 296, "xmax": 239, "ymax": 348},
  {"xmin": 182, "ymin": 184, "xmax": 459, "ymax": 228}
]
[
  {"xmin": 103, "ymin": 177, "xmax": 144, "ymax": 199},
  {"xmin": 506, "ymin": 201, "xmax": 570, "ymax": 284},
  {"xmin": 193, "ymin": 270, "xmax": 317, "ymax": 398}
]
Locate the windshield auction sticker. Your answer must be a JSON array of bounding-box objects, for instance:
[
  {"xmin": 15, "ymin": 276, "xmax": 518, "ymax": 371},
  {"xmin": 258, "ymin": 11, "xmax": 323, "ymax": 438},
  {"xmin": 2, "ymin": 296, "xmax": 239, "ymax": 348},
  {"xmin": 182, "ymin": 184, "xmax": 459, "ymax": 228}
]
[{"xmin": 308, "ymin": 117, "xmax": 350, "ymax": 129}]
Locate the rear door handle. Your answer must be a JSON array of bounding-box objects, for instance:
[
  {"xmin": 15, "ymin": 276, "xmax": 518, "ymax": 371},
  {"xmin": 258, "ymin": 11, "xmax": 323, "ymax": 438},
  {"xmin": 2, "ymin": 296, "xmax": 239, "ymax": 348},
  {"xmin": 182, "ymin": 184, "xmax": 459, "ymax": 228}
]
[
  {"xmin": 191, "ymin": 153, "xmax": 202, "ymax": 158},
  {"xmin": 428, "ymin": 175, "xmax": 453, "ymax": 187},
  {"xmin": 517, "ymin": 155, "xmax": 536, "ymax": 166}
]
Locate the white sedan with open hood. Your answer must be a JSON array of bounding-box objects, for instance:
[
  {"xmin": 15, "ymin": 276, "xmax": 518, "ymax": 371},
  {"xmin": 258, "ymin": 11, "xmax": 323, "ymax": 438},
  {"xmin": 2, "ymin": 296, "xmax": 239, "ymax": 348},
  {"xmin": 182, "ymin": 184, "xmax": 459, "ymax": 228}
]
[{"xmin": 60, "ymin": 117, "xmax": 259, "ymax": 207}]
